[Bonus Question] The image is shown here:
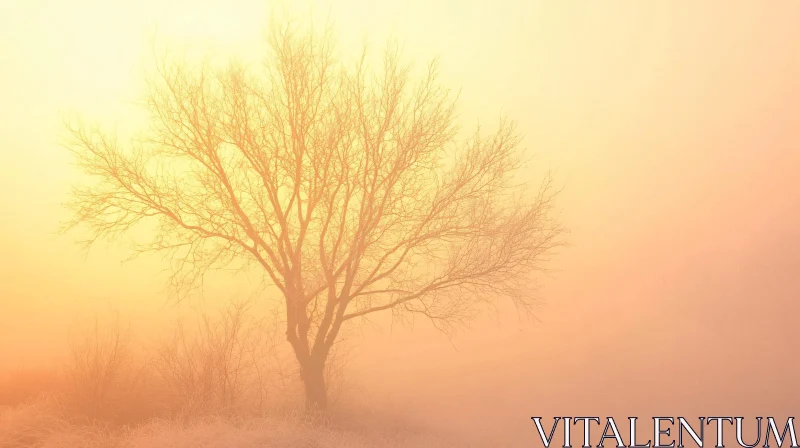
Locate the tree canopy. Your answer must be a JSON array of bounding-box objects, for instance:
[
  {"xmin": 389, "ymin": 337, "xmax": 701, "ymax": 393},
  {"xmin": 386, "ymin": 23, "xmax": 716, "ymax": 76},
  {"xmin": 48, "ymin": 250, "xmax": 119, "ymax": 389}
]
[{"xmin": 64, "ymin": 22, "xmax": 564, "ymax": 410}]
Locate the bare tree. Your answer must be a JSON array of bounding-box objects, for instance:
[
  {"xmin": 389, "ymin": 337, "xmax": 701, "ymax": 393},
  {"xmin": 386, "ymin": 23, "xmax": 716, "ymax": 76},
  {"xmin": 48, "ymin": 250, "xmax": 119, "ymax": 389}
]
[{"xmin": 64, "ymin": 20, "xmax": 564, "ymax": 411}]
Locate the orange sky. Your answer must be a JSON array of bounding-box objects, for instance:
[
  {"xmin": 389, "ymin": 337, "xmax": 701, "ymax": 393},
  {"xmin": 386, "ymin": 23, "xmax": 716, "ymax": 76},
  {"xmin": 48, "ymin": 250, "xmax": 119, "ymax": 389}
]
[{"xmin": 1, "ymin": 1, "xmax": 799, "ymax": 443}]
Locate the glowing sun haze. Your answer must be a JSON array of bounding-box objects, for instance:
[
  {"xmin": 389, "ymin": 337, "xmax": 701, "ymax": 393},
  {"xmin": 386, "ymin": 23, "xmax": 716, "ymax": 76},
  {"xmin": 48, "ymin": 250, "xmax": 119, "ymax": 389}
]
[{"xmin": 1, "ymin": 0, "xmax": 799, "ymax": 442}]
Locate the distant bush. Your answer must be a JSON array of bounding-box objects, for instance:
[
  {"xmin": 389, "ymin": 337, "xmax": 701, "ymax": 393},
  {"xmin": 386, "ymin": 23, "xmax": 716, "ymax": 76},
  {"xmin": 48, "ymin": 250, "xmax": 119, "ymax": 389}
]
[
  {"xmin": 152, "ymin": 300, "xmax": 290, "ymax": 417},
  {"xmin": 63, "ymin": 312, "xmax": 159, "ymax": 424},
  {"xmin": 0, "ymin": 300, "xmax": 356, "ymax": 431},
  {"xmin": 0, "ymin": 369, "xmax": 61, "ymax": 408}
]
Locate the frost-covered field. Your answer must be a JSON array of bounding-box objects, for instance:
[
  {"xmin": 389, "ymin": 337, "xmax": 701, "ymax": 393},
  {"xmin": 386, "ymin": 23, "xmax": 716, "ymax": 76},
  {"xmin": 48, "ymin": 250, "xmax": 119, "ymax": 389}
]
[{"xmin": 0, "ymin": 397, "xmax": 471, "ymax": 448}]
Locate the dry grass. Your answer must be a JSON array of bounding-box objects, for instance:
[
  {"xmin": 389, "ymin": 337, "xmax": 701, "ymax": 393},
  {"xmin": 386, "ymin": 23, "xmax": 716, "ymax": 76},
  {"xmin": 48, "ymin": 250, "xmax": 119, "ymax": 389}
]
[{"xmin": 0, "ymin": 397, "xmax": 470, "ymax": 448}]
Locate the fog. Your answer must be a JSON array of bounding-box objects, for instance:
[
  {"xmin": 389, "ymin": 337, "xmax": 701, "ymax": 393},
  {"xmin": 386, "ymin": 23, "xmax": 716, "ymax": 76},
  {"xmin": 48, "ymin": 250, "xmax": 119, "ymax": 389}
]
[{"xmin": 1, "ymin": 1, "xmax": 799, "ymax": 446}]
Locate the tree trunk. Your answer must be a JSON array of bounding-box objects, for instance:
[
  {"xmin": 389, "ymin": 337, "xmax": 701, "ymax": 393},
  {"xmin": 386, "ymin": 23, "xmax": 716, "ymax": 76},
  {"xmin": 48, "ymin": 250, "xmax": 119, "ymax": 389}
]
[{"xmin": 301, "ymin": 358, "xmax": 327, "ymax": 413}]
